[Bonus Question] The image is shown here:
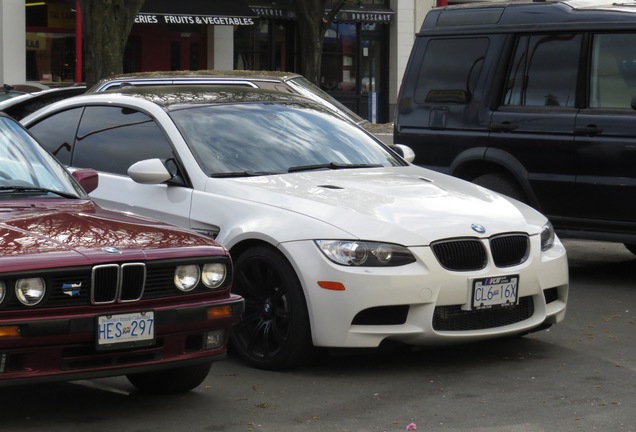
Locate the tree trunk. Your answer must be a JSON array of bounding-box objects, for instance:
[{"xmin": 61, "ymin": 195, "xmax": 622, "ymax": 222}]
[
  {"xmin": 295, "ymin": 0, "xmax": 345, "ymax": 85},
  {"xmin": 79, "ymin": 0, "xmax": 145, "ymax": 87}
]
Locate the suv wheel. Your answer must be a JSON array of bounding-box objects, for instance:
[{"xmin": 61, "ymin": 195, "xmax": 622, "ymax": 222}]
[
  {"xmin": 472, "ymin": 173, "xmax": 527, "ymax": 203},
  {"xmin": 126, "ymin": 362, "xmax": 212, "ymax": 394}
]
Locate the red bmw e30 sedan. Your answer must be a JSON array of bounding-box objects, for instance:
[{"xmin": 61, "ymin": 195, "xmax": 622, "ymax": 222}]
[{"xmin": 0, "ymin": 112, "xmax": 243, "ymax": 393}]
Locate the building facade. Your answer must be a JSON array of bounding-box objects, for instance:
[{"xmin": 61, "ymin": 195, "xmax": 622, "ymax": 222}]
[{"xmin": 3, "ymin": 0, "xmax": 433, "ymax": 122}]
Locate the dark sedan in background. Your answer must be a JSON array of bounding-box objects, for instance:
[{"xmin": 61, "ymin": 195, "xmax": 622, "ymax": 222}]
[{"xmin": 0, "ymin": 85, "xmax": 86, "ymax": 120}]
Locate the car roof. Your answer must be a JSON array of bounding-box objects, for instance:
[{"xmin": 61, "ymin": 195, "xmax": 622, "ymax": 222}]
[
  {"xmin": 0, "ymin": 85, "xmax": 86, "ymax": 108},
  {"xmin": 21, "ymin": 86, "xmax": 356, "ymax": 127},
  {"xmin": 0, "ymin": 85, "xmax": 87, "ymax": 120},
  {"xmin": 100, "ymin": 85, "xmax": 335, "ymax": 111},
  {"xmin": 89, "ymin": 69, "xmax": 368, "ymax": 126},
  {"xmin": 89, "ymin": 70, "xmax": 302, "ymax": 92},
  {"xmin": 421, "ymin": 0, "xmax": 636, "ymax": 33}
]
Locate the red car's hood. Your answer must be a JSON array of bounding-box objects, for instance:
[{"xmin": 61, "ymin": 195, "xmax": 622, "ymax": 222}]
[{"xmin": 0, "ymin": 199, "xmax": 213, "ymax": 270}]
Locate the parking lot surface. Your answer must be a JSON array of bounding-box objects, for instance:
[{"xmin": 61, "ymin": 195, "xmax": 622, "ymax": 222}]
[{"xmin": 1, "ymin": 240, "xmax": 634, "ymax": 432}]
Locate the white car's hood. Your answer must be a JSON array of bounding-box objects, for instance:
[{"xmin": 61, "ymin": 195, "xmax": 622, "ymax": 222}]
[{"xmin": 214, "ymin": 166, "xmax": 545, "ymax": 246}]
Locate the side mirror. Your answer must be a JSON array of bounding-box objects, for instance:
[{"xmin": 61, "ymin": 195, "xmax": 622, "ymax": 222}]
[
  {"xmin": 128, "ymin": 158, "xmax": 173, "ymax": 184},
  {"xmin": 391, "ymin": 144, "xmax": 416, "ymax": 163},
  {"xmin": 71, "ymin": 168, "xmax": 99, "ymax": 194}
]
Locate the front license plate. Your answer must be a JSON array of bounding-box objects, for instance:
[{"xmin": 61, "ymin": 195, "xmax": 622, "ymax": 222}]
[
  {"xmin": 97, "ymin": 311, "xmax": 155, "ymax": 350},
  {"xmin": 472, "ymin": 275, "xmax": 519, "ymax": 310}
]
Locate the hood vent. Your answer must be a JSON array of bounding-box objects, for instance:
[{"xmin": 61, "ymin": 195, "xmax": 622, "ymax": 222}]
[{"xmin": 318, "ymin": 185, "xmax": 344, "ymax": 190}]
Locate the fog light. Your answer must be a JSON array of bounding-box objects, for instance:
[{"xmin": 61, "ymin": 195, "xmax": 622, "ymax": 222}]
[
  {"xmin": 0, "ymin": 326, "xmax": 19, "ymax": 337},
  {"xmin": 205, "ymin": 329, "xmax": 225, "ymax": 349}
]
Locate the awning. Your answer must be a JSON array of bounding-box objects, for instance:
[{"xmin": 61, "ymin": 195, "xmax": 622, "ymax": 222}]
[
  {"xmin": 136, "ymin": 0, "xmax": 258, "ymax": 26},
  {"xmin": 248, "ymin": 2, "xmax": 394, "ymax": 24}
]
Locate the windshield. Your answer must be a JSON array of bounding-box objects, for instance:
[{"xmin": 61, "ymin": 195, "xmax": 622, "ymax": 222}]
[
  {"xmin": 170, "ymin": 103, "xmax": 403, "ymax": 176},
  {"xmin": 0, "ymin": 116, "xmax": 86, "ymax": 198},
  {"xmin": 286, "ymin": 76, "xmax": 368, "ymax": 125}
]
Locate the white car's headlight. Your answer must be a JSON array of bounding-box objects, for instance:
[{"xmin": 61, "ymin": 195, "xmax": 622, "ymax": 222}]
[
  {"xmin": 15, "ymin": 278, "xmax": 46, "ymax": 306},
  {"xmin": 174, "ymin": 265, "xmax": 201, "ymax": 291},
  {"xmin": 201, "ymin": 263, "xmax": 227, "ymax": 289},
  {"xmin": 540, "ymin": 222, "xmax": 555, "ymax": 251},
  {"xmin": 315, "ymin": 240, "xmax": 416, "ymax": 266}
]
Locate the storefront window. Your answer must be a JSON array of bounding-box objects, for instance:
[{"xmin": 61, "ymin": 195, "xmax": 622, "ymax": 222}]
[
  {"xmin": 26, "ymin": 1, "xmax": 76, "ymax": 83},
  {"xmin": 243, "ymin": 0, "xmax": 391, "ymax": 122},
  {"xmin": 321, "ymin": 23, "xmax": 357, "ymax": 92},
  {"xmin": 235, "ymin": 20, "xmax": 292, "ymax": 71},
  {"xmin": 235, "ymin": 20, "xmax": 269, "ymax": 70},
  {"xmin": 26, "ymin": 32, "xmax": 75, "ymax": 82}
]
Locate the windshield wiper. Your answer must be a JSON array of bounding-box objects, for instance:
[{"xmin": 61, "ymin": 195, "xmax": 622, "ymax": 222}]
[
  {"xmin": 288, "ymin": 162, "xmax": 382, "ymax": 173},
  {"xmin": 210, "ymin": 170, "xmax": 279, "ymax": 178},
  {"xmin": 0, "ymin": 186, "xmax": 78, "ymax": 199}
]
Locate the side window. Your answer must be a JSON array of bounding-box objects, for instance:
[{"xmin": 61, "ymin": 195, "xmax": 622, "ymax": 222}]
[
  {"xmin": 74, "ymin": 106, "xmax": 174, "ymax": 175},
  {"xmin": 503, "ymin": 33, "xmax": 581, "ymax": 108},
  {"xmin": 590, "ymin": 33, "xmax": 636, "ymax": 109},
  {"xmin": 28, "ymin": 107, "xmax": 83, "ymax": 165},
  {"xmin": 414, "ymin": 38, "xmax": 489, "ymax": 105}
]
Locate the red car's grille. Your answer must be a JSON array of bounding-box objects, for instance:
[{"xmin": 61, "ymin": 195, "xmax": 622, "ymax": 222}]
[
  {"xmin": 1, "ymin": 258, "xmax": 231, "ymax": 310},
  {"xmin": 91, "ymin": 263, "xmax": 146, "ymax": 304}
]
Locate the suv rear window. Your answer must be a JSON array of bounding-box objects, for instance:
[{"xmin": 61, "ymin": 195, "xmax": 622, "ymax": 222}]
[{"xmin": 414, "ymin": 38, "xmax": 489, "ymax": 105}]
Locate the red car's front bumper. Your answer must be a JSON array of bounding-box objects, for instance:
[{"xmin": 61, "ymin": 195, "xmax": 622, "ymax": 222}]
[{"xmin": 0, "ymin": 295, "xmax": 244, "ymax": 386}]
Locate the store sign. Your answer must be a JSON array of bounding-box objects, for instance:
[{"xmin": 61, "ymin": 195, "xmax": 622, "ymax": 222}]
[
  {"xmin": 135, "ymin": 14, "xmax": 255, "ymax": 25},
  {"xmin": 26, "ymin": 34, "xmax": 46, "ymax": 51},
  {"xmin": 335, "ymin": 11, "xmax": 394, "ymax": 23},
  {"xmin": 251, "ymin": 7, "xmax": 296, "ymax": 19},
  {"xmin": 48, "ymin": 3, "xmax": 75, "ymax": 29}
]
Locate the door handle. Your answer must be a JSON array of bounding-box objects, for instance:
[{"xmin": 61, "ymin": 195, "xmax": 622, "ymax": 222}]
[
  {"xmin": 574, "ymin": 125, "xmax": 603, "ymax": 135},
  {"xmin": 490, "ymin": 122, "xmax": 518, "ymax": 132}
]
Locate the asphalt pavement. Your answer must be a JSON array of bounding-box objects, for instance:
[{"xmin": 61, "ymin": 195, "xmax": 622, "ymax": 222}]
[{"xmin": 1, "ymin": 239, "xmax": 634, "ymax": 432}]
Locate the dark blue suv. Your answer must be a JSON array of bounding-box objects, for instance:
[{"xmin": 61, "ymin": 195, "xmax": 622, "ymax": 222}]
[{"xmin": 395, "ymin": 0, "xmax": 636, "ymax": 254}]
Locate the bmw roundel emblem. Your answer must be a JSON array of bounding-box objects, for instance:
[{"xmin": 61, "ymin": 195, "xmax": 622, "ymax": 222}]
[
  {"xmin": 102, "ymin": 246, "xmax": 121, "ymax": 254},
  {"xmin": 471, "ymin": 224, "xmax": 486, "ymax": 234}
]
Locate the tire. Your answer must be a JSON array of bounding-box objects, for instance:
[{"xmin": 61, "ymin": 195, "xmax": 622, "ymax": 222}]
[
  {"xmin": 472, "ymin": 172, "xmax": 527, "ymax": 203},
  {"xmin": 126, "ymin": 362, "xmax": 212, "ymax": 394},
  {"xmin": 231, "ymin": 245, "xmax": 312, "ymax": 370},
  {"xmin": 624, "ymin": 244, "xmax": 636, "ymax": 256}
]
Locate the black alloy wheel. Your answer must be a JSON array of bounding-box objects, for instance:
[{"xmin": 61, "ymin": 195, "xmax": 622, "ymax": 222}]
[{"xmin": 231, "ymin": 245, "xmax": 311, "ymax": 370}]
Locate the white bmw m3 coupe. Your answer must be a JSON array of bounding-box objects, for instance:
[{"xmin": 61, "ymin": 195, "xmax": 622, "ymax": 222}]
[{"xmin": 22, "ymin": 86, "xmax": 569, "ymax": 370}]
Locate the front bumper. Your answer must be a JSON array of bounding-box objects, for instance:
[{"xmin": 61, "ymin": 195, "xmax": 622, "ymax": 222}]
[
  {"xmin": 283, "ymin": 236, "xmax": 568, "ymax": 348},
  {"xmin": 0, "ymin": 295, "xmax": 244, "ymax": 386}
]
